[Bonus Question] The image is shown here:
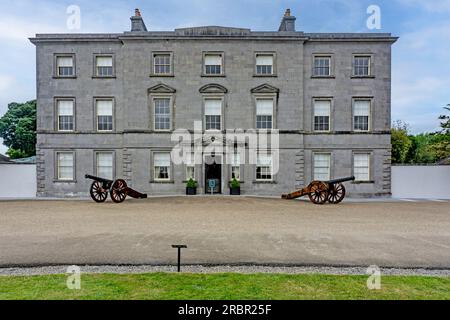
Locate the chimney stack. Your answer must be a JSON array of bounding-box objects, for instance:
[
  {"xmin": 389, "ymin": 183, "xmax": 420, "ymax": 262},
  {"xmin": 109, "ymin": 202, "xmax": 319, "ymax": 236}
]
[
  {"xmin": 130, "ymin": 8, "xmax": 148, "ymax": 32},
  {"xmin": 278, "ymin": 8, "xmax": 296, "ymax": 32}
]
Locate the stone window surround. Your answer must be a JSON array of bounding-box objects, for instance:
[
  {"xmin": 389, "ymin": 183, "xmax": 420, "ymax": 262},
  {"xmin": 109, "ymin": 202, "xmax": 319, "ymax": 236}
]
[
  {"xmin": 93, "ymin": 97, "xmax": 116, "ymax": 132},
  {"xmin": 312, "ymin": 97, "xmax": 333, "ymax": 133},
  {"xmin": 150, "ymin": 51, "xmax": 174, "ymax": 77},
  {"xmin": 351, "ymin": 53, "xmax": 375, "ymax": 78},
  {"xmin": 352, "ymin": 96, "xmax": 374, "ymax": 133},
  {"xmin": 54, "ymin": 97, "xmax": 76, "ymax": 132},
  {"xmin": 311, "ymin": 151, "xmax": 333, "ymax": 182},
  {"xmin": 254, "ymin": 51, "xmax": 277, "ymax": 77},
  {"xmin": 92, "ymin": 53, "xmax": 116, "ymax": 78},
  {"xmin": 54, "ymin": 150, "xmax": 76, "ymax": 183},
  {"xmin": 150, "ymin": 149, "xmax": 174, "ymax": 183},
  {"xmin": 311, "ymin": 53, "xmax": 335, "ymax": 78},
  {"xmin": 202, "ymin": 51, "xmax": 225, "ymax": 77},
  {"xmin": 53, "ymin": 53, "xmax": 76, "ymax": 78},
  {"xmin": 149, "ymin": 93, "xmax": 175, "ymax": 132},
  {"xmin": 352, "ymin": 151, "xmax": 375, "ymax": 183},
  {"xmin": 93, "ymin": 150, "xmax": 116, "ymax": 179}
]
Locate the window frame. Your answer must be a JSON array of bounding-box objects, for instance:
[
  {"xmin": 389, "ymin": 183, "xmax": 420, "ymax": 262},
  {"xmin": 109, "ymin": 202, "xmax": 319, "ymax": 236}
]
[
  {"xmin": 94, "ymin": 151, "xmax": 115, "ymax": 180},
  {"xmin": 254, "ymin": 52, "xmax": 277, "ymax": 77},
  {"xmin": 94, "ymin": 97, "xmax": 115, "ymax": 132},
  {"xmin": 202, "ymin": 52, "xmax": 225, "ymax": 77},
  {"xmin": 312, "ymin": 54, "xmax": 333, "ymax": 78},
  {"xmin": 313, "ymin": 152, "xmax": 332, "ymax": 181},
  {"xmin": 93, "ymin": 54, "xmax": 115, "ymax": 78},
  {"xmin": 54, "ymin": 54, "xmax": 76, "ymax": 78},
  {"xmin": 312, "ymin": 98, "xmax": 332, "ymax": 132},
  {"xmin": 255, "ymin": 97, "xmax": 275, "ymax": 130},
  {"xmin": 54, "ymin": 97, "xmax": 76, "ymax": 132},
  {"xmin": 352, "ymin": 152, "xmax": 372, "ymax": 182},
  {"xmin": 352, "ymin": 54, "xmax": 374, "ymax": 78},
  {"xmin": 151, "ymin": 95, "xmax": 173, "ymax": 132},
  {"xmin": 152, "ymin": 151, "xmax": 172, "ymax": 182},
  {"xmin": 55, "ymin": 151, "xmax": 75, "ymax": 182},
  {"xmin": 255, "ymin": 153, "xmax": 273, "ymax": 182},
  {"xmin": 151, "ymin": 52, "xmax": 174, "ymax": 77},
  {"xmin": 352, "ymin": 98, "xmax": 373, "ymax": 132},
  {"xmin": 203, "ymin": 97, "xmax": 224, "ymax": 132}
]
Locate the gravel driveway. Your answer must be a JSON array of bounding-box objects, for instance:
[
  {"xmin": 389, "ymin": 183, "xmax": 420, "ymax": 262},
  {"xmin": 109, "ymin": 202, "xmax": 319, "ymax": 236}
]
[{"xmin": 0, "ymin": 197, "xmax": 449, "ymax": 268}]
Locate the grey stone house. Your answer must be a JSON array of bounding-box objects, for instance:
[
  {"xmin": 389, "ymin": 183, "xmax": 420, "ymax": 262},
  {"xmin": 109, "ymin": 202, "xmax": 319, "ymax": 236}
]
[{"xmin": 30, "ymin": 9, "xmax": 397, "ymax": 197}]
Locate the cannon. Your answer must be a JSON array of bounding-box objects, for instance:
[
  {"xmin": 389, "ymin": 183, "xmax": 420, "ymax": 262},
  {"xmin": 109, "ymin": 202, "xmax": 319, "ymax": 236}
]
[
  {"xmin": 282, "ymin": 176, "xmax": 355, "ymax": 205},
  {"xmin": 85, "ymin": 174, "xmax": 147, "ymax": 203}
]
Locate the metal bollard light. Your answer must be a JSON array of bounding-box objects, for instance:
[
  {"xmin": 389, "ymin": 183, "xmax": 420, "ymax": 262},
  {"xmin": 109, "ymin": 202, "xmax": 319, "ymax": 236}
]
[{"xmin": 172, "ymin": 245, "xmax": 187, "ymax": 272}]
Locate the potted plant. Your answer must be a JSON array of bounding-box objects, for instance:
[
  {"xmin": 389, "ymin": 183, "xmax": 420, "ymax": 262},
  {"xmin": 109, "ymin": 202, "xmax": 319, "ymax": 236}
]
[
  {"xmin": 186, "ymin": 178, "xmax": 198, "ymax": 195},
  {"xmin": 229, "ymin": 178, "xmax": 241, "ymax": 195}
]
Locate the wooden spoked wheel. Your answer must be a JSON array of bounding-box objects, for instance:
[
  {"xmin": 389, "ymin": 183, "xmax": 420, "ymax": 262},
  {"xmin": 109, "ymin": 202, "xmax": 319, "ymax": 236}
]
[
  {"xmin": 308, "ymin": 181, "xmax": 329, "ymax": 205},
  {"xmin": 328, "ymin": 183, "xmax": 346, "ymax": 204},
  {"xmin": 110, "ymin": 179, "xmax": 128, "ymax": 203},
  {"xmin": 90, "ymin": 181, "xmax": 108, "ymax": 203}
]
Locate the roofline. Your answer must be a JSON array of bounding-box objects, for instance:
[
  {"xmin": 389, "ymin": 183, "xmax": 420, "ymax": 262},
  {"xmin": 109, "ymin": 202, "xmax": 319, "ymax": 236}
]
[{"xmin": 29, "ymin": 31, "xmax": 398, "ymax": 45}]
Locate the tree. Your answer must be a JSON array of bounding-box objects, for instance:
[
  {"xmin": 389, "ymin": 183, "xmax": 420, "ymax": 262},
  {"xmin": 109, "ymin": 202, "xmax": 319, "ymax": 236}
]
[
  {"xmin": 438, "ymin": 105, "xmax": 450, "ymax": 134},
  {"xmin": 391, "ymin": 120, "xmax": 412, "ymax": 164},
  {"xmin": 0, "ymin": 100, "xmax": 36, "ymax": 159}
]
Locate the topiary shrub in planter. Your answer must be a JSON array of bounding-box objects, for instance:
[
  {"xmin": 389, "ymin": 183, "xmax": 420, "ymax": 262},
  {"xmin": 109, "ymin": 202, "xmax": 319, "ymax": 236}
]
[
  {"xmin": 186, "ymin": 178, "xmax": 198, "ymax": 195},
  {"xmin": 229, "ymin": 178, "xmax": 241, "ymax": 195}
]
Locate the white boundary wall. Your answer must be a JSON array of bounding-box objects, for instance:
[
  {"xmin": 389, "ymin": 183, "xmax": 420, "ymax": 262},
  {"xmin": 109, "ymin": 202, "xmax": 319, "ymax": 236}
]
[
  {"xmin": 0, "ymin": 164, "xmax": 36, "ymax": 198},
  {"xmin": 392, "ymin": 166, "xmax": 450, "ymax": 199}
]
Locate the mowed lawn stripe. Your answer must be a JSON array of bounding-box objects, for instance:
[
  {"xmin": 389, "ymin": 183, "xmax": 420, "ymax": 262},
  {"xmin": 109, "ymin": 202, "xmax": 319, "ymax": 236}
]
[{"xmin": 1, "ymin": 273, "xmax": 449, "ymax": 300}]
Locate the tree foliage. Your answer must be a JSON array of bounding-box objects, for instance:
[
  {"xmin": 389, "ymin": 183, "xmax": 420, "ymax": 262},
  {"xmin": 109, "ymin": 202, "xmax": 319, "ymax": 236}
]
[
  {"xmin": 391, "ymin": 120, "xmax": 412, "ymax": 164},
  {"xmin": 0, "ymin": 100, "xmax": 37, "ymax": 159}
]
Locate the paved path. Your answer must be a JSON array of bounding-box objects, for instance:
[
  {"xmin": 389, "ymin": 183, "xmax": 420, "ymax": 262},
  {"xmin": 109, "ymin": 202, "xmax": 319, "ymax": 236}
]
[{"xmin": 0, "ymin": 197, "xmax": 449, "ymax": 268}]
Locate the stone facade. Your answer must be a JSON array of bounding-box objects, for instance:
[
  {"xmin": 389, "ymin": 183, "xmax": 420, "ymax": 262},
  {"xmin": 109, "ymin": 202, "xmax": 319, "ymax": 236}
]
[{"xmin": 30, "ymin": 10, "xmax": 397, "ymax": 198}]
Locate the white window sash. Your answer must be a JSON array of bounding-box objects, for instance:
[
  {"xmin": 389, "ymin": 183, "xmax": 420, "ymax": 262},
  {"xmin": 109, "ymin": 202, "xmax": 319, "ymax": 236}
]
[
  {"xmin": 96, "ymin": 56, "xmax": 113, "ymax": 67},
  {"xmin": 96, "ymin": 153, "xmax": 113, "ymax": 179},
  {"xmin": 97, "ymin": 100, "xmax": 113, "ymax": 116},
  {"xmin": 154, "ymin": 153, "xmax": 171, "ymax": 167},
  {"xmin": 256, "ymin": 55, "xmax": 273, "ymax": 66},
  {"xmin": 57, "ymin": 153, "xmax": 74, "ymax": 180},
  {"xmin": 204, "ymin": 100, "xmax": 222, "ymax": 116},
  {"xmin": 354, "ymin": 154, "xmax": 370, "ymax": 181},
  {"xmin": 314, "ymin": 154, "xmax": 331, "ymax": 180},
  {"xmin": 57, "ymin": 57, "xmax": 73, "ymax": 67},
  {"xmin": 58, "ymin": 100, "xmax": 74, "ymax": 116},
  {"xmin": 204, "ymin": 55, "xmax": 222, "ymax": 66},
  {"xmin": 314, "ymin": 100, "xmax": 331, "ymax": 117},
  {"xmin": 354, "ymin": 100, "xmax": 370, "ymax": 116},
  {"xmin": 257, "ymin": 154, "xmax": 272, "ymax": 166},
  {"xmin": 256, "ymin": 99, "xmax": 274, "ymax": 116}
]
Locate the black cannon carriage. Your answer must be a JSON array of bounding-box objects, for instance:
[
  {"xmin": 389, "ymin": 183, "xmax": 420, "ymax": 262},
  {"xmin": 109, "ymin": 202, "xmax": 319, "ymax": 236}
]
[
  {"xmin": 282, "ymin": 176, "xmax": 355, "ymax": 205},
  {"xmin": 85, "ymin": 174, "xmax": 147, "ymax": 203}
]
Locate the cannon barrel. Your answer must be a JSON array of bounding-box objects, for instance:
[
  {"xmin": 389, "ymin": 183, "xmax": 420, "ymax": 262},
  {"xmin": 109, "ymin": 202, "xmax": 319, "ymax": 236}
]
[
  {"xmin": 85, "ymin": 174, "xmax": 113, "ymax": 185},
  {"xmin": 325, "ymin": 176, "xmax": 355, "ymax": 185}
]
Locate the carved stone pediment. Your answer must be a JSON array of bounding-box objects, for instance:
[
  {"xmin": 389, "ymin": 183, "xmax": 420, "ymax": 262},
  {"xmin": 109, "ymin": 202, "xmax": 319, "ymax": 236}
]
[
  {"xmin": 199, "ymin": 83, "xmax": 228, "ymax": 94},
  {"xmin": 148, "ymin": 83, "xmax": 176, "ymax": 94},
  {"xmin": 251, "ymin": 83, "xmax": 280, "ymax": 94}
]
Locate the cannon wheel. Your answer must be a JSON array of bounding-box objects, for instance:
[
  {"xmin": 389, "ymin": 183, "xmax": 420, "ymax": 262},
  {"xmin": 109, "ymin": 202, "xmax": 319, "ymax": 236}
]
[
  {"xmin": 90, "ymin": 181, "xmax": 108, "ymax": 203},
  {"xmin": 308, "ymin": 181, "xmax": 329, "ymax": 205},
  {"xmin": 328, "ymin": 183, "xmax": 346, "ymax": 204},
  {"xmin": 110, "ymin": 179, "xmax": 128, "ymax": 203}
]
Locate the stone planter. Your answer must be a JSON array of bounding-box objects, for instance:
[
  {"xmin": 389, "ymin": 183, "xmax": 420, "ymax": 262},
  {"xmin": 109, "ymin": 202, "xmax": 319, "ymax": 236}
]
[
  {"xmin": 186, "ymin": 187, "xmax": 197, "ymax": 195},
  {"xmin": 230, "ymin": 187, "xmax": 241, "ymax": 195}
]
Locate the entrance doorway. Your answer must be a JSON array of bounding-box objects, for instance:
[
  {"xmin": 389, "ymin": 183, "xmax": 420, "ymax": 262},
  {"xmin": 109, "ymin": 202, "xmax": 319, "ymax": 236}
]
[{"xmin": 205, "ymin": 159, "xmax": 222, "ymax": 194}]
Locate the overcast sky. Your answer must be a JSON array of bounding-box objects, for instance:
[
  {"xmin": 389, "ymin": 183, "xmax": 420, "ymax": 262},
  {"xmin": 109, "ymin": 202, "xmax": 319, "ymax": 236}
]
[{"xmin": 0, "ymin": 0, "xmax": 449, "ymax": 154}]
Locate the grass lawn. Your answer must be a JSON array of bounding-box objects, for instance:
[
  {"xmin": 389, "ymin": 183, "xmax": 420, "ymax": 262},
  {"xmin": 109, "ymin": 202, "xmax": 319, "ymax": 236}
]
[{"xmin": 0, "ymin": 273, "xmax": 449, "ymax": 300}]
